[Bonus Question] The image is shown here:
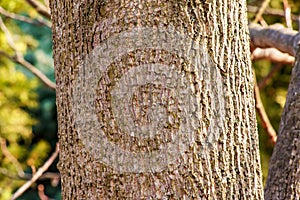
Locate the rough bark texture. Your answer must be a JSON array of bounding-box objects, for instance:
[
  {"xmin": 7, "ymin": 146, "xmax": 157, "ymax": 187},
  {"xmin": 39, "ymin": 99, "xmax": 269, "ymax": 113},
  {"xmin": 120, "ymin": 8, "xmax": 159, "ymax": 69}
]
[
  {"xmin": 249, "ymin": 23, "xmax": 300, "ymax": 56},
  {"xmin": 50, "ymin": 0, "xmax": 263, "ymax": 199},
  {"xmin": 249, "ymin": 23, "xmax": 300, "ymax": 200},
  {"xmin": 264, "ymin": 45, "xmax": 300, "ymax": 200}
]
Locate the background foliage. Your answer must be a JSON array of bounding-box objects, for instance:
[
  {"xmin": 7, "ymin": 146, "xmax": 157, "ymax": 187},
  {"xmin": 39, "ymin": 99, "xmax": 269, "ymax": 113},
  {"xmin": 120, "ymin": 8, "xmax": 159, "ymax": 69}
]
[
  {"xmin": 0, "ymin": 0, "xmax": 299, "ymax": 199},
  {"xmin": 0, "ymin": 0, "xmax": 58, "ymax": 199}
]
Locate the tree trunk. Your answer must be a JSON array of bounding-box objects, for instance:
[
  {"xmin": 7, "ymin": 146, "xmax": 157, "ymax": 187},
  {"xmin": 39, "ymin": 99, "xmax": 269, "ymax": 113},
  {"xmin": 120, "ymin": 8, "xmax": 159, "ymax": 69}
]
[
  {"xmin": 249, "ymin": 24, "xmax": 300, "ymax": 200},
  {"xmin": 50, "ymin": 0, "xmax": 264, "ymax": 199},
  {"xmin": 264, "ymin": 42, "xmax": 300, "ymax": 200}
]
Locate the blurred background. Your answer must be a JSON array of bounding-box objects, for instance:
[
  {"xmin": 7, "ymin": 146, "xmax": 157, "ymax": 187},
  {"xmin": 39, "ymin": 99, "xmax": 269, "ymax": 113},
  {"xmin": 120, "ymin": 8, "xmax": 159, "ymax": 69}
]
[{"xmin": 0, "ymin": 0, "xmax": 299, "ymax": 199}]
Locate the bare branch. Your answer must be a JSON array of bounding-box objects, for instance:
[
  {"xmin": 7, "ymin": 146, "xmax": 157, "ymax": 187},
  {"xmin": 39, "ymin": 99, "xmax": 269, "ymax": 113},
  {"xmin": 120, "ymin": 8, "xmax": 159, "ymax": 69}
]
[
  {"xmin": 16, "ymin": 56, "xmax": 56, "ymax": 89},
  {"xmin": 25, "ymin": 0, "xmax": 51, "ymax": 20},
  {"xmin": 38, "ymin": 184, "xmax": 50, "ymax": 200},
  {"xmin": 0, "ymin": 16, "xmax": 18, "ymax": 51},
  {"xmin": 0, "ymin": 167, "xmax": 60, "ymax": 182},
  {"xmin": 252, "ymin": 0, "xmax": 271, "ymax": 24},
  {"xmin": 0, "ymin": 16, "xmax": 56, "ymax": 90},
  {"xmin": 249, "ymin": 23, "xmax": 300, "ymax": 56},
  {"xmin": 0, "ymin": 167, "xmax": 60, "ymax": 188},
  {"xmin": 258, "ymin": 18, "xmax": 268, "ymax": 27},
  {"xmin": 10, "ymin": 143, "xmax": 60, "ymax": 200},
  {"xmin": 252, "ymin": 48, "xmax": 295, "ymax": 64},
  {"xmin": 0, "ymin": 167, "xmax": 20, "ymax": 180},
  {"xmin": 0, "ymin": 50, "xmax": 56, "ymax": 90},
  {"xmin": 283, "ymin": 0, "xmax": 292, "ymax": 29},
  {"xmin": 26, "ymin": 172, "xmax": 60, "ymax": 182},
  {"xmin": 0, "ymin": 138, "xmax": 25, "ymax": 177},
  {"xmin": 253, "ymin": 80, "xmax": 277, "ymax": 145},
  {"xmin": 258, "ymin": 64, "xmax": 285, "ymax": 90},
  {"xmin": 0, "ymin": 6, "xmax": 51, "ymax": 27},
  {"xmin": 247, "ymin": 6, "xmax": 299, "ymax": 22}
]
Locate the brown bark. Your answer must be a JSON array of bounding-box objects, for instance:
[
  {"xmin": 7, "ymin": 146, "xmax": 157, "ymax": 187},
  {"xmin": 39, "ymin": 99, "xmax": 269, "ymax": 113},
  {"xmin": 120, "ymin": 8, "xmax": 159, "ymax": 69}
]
[
  {"xmin": 249, "ymin": 23, "xmax": 300, "ymax": 56},
  {"xmin": 50, "ymin": 0, "xmax": 263, "ymax": 199},
  {"xmin": 264, "ymin": 43, "xmax": 300, "ymax": 200},
  {"xmin": 248, "ymin": 23, "xmax": 300, "ymax": 199}
]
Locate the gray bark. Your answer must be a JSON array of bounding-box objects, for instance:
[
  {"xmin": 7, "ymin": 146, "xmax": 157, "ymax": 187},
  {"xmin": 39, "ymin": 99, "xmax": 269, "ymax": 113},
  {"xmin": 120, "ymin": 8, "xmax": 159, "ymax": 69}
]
[
  {"xmin": 50, "ymin": 0, "xmax": 263, "ymax": 199},
  {"xmin": 264, "ymin": 43, "xmax": 300, "ymax": 200},
  {"xmin": 249, "ymin": 23, "xmax": 300, "ymax": 200}
]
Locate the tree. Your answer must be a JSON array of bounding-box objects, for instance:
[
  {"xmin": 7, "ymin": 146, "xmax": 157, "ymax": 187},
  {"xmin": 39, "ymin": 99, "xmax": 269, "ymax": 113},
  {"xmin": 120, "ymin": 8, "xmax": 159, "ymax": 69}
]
[
  {"xmin": 266, "ymin": 40, "xmax": 300, "ymax": 200},
  {"xmin": 50, "ymin": 0, "xmax": 264, "ymax": 199},
  {"xmin": 1, "ymin": 0, "xmax": 299, "ymax": 199},
  {"xmin": 250, "ymin": 24, "xmax": 300, "ymax": 200}
]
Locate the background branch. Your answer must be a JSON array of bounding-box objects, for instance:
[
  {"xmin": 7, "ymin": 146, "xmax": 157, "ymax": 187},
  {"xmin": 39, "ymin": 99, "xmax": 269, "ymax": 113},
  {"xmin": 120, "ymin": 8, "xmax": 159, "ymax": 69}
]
[
  {"xmin": 252, "ymin": 0, "xmax": 272, "ymax": 23},
  {"xmin": 38, "ymin": 184, "xmax": 51, "ymax": 200},
  {"xmin": 0, "ymin": 6, "xmax": 51, "ymax": 27},
  {"xmin": 0, "ymin": 51, "xmax": 56, "ymax": 90},
  {"xmin": 283, "ymin": 0, "xmax": 292, "ymax": 29},
  {"xmin": 10, "ymin": 143, "xmax": 59, "ymax": 200},
  {"xmin": 0, "ymin": 16, "xmax": 56, "ymax": 90},
  {"xmin": 258, "ymin": 63, "xmax": 285, "ymax": 90},
  {"xmin": 253, "ymin": 81, "xmax": 277, "ymax": 145},
  {"xmin": 0, "ymin": 168, "xmax": 60, "ymax": 183},
  {"xmin": 247, "ymin": 5, "xmax": 299, "ymax": 22},
  {"xmin": 0, "ymin": 139, "xmax": 25, "ymax": 177},
  {"xmin": 25, "ymin": 0, "xmax": 51, "ymax": 20},
  {"xmin": 249, "ymin": 23, "xmax": 300, "ymax": 56},
  {"xmin": 252, "ymin": 48, "xmax": 295, "ymax": 64}
]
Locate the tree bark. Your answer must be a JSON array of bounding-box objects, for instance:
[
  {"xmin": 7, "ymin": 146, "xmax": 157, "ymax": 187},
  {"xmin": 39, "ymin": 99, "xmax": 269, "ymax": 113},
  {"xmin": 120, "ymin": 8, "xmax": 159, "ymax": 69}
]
[
  {"xmin": 249, "ymin": 23, "xmax": 300, "ymax": 200},
  {"xmin": 50, "ymin": 0, "xmax": 263, "ymax": 199},
  {"xmin": 264, "ymin": 42, "xmax": 300, "ymax": 200}
]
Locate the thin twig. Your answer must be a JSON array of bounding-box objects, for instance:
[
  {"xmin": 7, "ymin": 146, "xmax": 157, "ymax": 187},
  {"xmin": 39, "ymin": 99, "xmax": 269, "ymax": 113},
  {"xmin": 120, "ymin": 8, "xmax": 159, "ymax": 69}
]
[
  {"xmin": 0, "ymin": 6, "xmax": 51, "ymax": 27},
  {"xmin": 258, "ymin": 63, "xmax": 285, "ymax": 90},
  {"xmin": 252, "ymin": 0, "xmax": 272, "ymax": 23},
  {"xmin": 0, "ymin": 167, "xmax": 60, "ymax": 182},
  {"xmin": 252, "ymin": 48, "xmax": 295, "ymax": 64},
  {"xmin": 25, "ymin": 0, "xmax": 51, "ymax": 19},
  {"xmin": 0, "ymin": 16, "xmax": 18, "ymax": 51},
  {"xmin": 259, "ymin": 18, "xmax": 268, "ymax": 27},
  {"xmin": 247, "ymin": 5, "xmax": 299, "ymax": 22},
  {"xmin": 26, "ymin": 172, "xmax": 60, "ymax": 182},
  {"xmin": 0, "ymin": 50, "xmax": 56, "ymax": 90},
  {"xmin": 0, "ymin": 138, "xmax": 25, "ymax": 177},
  {"xmin": 0, "ymin": 167, "xmax": 20, "ymax": 179},
  {"xmin": 0, "ymin": 16, "xmax": 56, "ymax": 90},
  {"xmin": 0, "ymin": 167, "xmax": 60, "ymax": 187},
  {"xmin": 298, "ymin": 15, "xmax": 300, "ymax": 31},
  {"xmin": 16, "ymin": 56, "xmax": 56, "ymax": 89},
  {"xmin": 10, "ymin": 143, "xmax": 59, "ymax": 200},
  {"xmin": 253, "ymin": 75, "xmax": 277, "ymax": 145},
  {"xmin": 283, "ymin": 0, "xmax": 292, "ymax": 29},
  {"xmin": 38, "ymin": 184, "xmax": 50, "ymax": 200}
]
